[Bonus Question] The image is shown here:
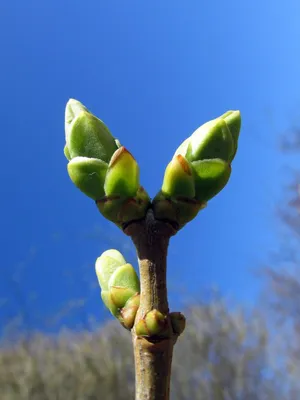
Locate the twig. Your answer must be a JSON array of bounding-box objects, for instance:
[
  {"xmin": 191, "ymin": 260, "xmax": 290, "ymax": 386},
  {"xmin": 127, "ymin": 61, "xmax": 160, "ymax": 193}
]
[{"xmin": 124, "ymin": 209, "xmax": 178, "ymax": 400}]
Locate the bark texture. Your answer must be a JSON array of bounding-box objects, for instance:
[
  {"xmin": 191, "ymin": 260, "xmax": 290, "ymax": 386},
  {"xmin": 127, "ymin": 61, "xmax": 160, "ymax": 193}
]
[{"xmin": 124, "ymin": 209, "xmax": 178, "ymax": 400}]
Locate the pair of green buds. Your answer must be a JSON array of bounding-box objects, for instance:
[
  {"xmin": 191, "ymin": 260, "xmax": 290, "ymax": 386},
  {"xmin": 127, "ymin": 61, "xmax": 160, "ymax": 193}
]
[
  {"xmin": 95, "ymin": 249, "xmax": 186, "ymax": 337},
  {"xmin": 153, "ymin": 110, "xmax": 240, "ymax": 227},
  {"xmin": 64, "ymin": 99, "xmax": 241, "ymax": 229},
  {"xmin": 64, "ymin": 99, "xmax": 150, "ymax": 228}
]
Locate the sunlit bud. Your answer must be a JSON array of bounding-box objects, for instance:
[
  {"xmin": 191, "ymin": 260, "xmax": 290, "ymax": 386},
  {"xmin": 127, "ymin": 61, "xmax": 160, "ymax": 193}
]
[
  {"xmin": 67, "ymin": 157, "xmax": 108, "ymax": 200},
  {"xmin": 104, "ymin": 147, "xmax": 139, "ymax": 198},
  {"xmin": 67, "ymin": 110, "xmax": 118, "ymax": 162},
  {"xmin": 95, "ymin": 250, "xmax": 141, "ymax": 330},
  {"xmin": 135, "ymin": 310, "xmax": 168, "ymax": 338},
  {"xmin": 120, "ymin": 294, "xmax": 140, "ymax": 329},
  {"xmin": 95, "ymin": 249, "xmax": 126, "ymax": 291},
  {"xmin": 192, "ymin": 159, "xmax": 231, "ymax": 202},
  {"xmin": 161, "ymin": 155, "xmax": 195, "ymax": 199}
]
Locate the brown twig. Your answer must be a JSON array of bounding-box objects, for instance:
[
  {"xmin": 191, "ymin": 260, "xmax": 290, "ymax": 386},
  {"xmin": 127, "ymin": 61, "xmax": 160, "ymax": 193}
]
[{"xmin": 124, "ymin": 209, "xmax": 178, "ymax": 400}]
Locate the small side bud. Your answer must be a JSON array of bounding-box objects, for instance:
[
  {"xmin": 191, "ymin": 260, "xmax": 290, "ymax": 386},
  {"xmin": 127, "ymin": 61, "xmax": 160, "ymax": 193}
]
[
  {"xmin": 135, "ymin": 310, "xmax": 168, "ymax": 338},
  {"xmin": 95, "ymin": 250, "xmax": 141, "ymax": 330},
  {"xmin": 170, "ymin": 312, "xmax": 186, "ymax": 336},
  {"xmin": 120, "ymin": 294, "xmax": 140, "ymax": 329}
]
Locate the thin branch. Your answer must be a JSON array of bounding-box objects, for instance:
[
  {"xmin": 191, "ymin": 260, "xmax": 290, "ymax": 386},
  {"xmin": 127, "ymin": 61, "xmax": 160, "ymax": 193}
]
[{"xmin": 124, "ymin": 209, "xmax": 178, "ymax": 400}]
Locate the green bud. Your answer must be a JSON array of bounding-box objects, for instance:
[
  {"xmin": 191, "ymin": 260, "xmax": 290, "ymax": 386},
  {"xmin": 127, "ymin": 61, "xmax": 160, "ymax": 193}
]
[
  {"xmin": 65, "ymin": 99, "xmax": 89, "ymax": 143},
  {"xmin": 175, "ymin": 111, "xmax": 241, "ymax": 164},
  {"xmin": 145, "ymin": 310, "xmax": 168, "ymax": 335},
  {"xmin": 104, "ymin": 147, "xmax": 139, "ymax": 198},
  {"xmin": 135, "ymin": 310, "xmax": 168, "ymax": 338},
  {"xmin": 108, "ymin": 263, "xmax": 140, "ymax": 301},
  {"xmin": 96, "ymin": 186, "xmax": 151, "ymax": 227},
  {"xmin": 184, "ymin": 118, "xmax": 234, "ymax": 162},
  {"xmin": 67, "ymin": 157, "xmax": 108, "ymax": 200},
  {"xmin": 192, "ymin": 159, "xmax": 231, "ymax": 202},
  {"xmin": 64, "ymin": 144, "xmax": 71, "ymax": 161},
  {"xmin": 64, "ymin": 99, "xmax": 149, "ymax": 228},
  {"xmin": 154, "ymin": 110, "xmax": 241, "ymax": 228},
  {"xmin": 220, "ymin": 110, "xmax": 241, "ymax": 161},
  {"xmin": 152, "ymin": 191, "xmax": 206, "ymax": 229},
  {"xmin": 170, "ymin": 312, "xmax": 186, "ymax": 336},
  {"xmin": 162, "ymin": 155, "xmax": 195, "ymax": 198},
  {"xmin": 95, "ymin": 250, "xmax": 141, "ymax": 330},
  {"xmin": 110, "ymin": 286, "xmax": 137, "ymax": 309},
  {"xmin": 95, "ymin": 249, "xmax": 126, "ymax": 291},
  {"xmin": 120, "ymin": 294, "xmax": 140, "ymax": 329},
  {"xmin": 101, "ymin": 291, "xmax": 119, "ymax": 317},
  {"xmin": 65, "ymin": 99, "xmax": 118, "ymax": 163},
  {"xmin": 172, "ymin": 137, "xmax": 190, "ymax": 161},
  {"xmin": 68, "ymin": 111, "xmax": 118, "ymax": 162}
]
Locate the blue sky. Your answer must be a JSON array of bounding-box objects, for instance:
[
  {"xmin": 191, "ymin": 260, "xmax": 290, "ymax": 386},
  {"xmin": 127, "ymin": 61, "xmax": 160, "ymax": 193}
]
[{"xmin": 1, "ymin": 1, "xmax": 300, "ymax": 333}]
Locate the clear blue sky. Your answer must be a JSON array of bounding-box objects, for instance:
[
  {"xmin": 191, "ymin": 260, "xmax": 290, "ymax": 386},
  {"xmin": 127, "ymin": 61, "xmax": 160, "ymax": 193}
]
[{"xmin": 1, "ymin": 1, "xmax": 300, "ymax": 333}]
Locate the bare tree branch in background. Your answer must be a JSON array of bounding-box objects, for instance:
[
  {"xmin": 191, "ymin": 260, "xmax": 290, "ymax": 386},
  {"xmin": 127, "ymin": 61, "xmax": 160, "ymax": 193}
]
[
  {"xmin": 0, "ymin": 299, "xmax": 286, "ymax": 400},
  {"xmin": 259, "ymin": 123, "xmax": 300, "ymax": 397}
]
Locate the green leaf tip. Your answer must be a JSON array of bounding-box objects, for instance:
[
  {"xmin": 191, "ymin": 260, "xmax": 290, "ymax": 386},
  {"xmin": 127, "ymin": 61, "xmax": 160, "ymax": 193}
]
[
  {"xmin": 95, "ymin": 249, "xmax": 140, "ymax": 330},
  {"xmin": 220, "ymin": 110, "xmax": 241, "ymax": 142},
  {"xmin": 219, "ymin": 110, "xmax": 241, "ymax": 160},
  {"xmin": 65, "ymin": 99, "xmax": 90, "ymax": 143},
  {"xmin": 104, "ymin": 147, "xmax": 140, "ymax": 198},
  {"xmin": 67, "ymin": 110, "xmax": 118, "ymax": 162},
  {"xmin": 64, "ymin": 144, "xmax": 71, "ymax": 160},
  {"xmin": 186, "ymin": 118, "xmax": 234, "ymax": 162},
  {"xmin": 154, "ymin": 110, "xmax": 241, "ymax": 229},
  {"xmin": 64, "ymin": 99, "xmax": 150, "ymax": 228},
  {"xmin": 162, "ymin": 155, "xmax": 195, "ymax": 199}
]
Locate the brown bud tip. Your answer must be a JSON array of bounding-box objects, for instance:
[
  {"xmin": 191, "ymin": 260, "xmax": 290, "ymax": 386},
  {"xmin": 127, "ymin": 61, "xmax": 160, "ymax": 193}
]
[{"xmin": 170, "ymin": 312, "xmax": 186, "ymax": 336}]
